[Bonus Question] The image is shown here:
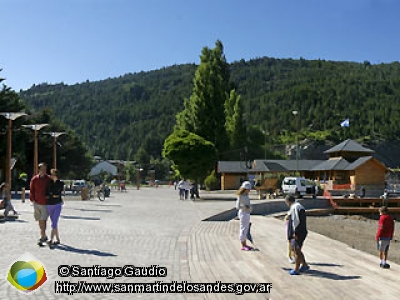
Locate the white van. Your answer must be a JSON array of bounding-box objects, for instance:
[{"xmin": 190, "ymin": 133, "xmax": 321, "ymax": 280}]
[{"xmin": 281, "ymin": 177, "xmax": 316, "ymax": 198}]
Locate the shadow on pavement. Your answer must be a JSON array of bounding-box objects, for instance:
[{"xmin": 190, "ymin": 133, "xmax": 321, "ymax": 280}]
[
  {"xmin": 282, "ymin": 267, "xmax": 361, "ymax": 280},
  {"xmin": 55, "ymin": 244, "xmax": 117, "ymax": 257},
  {"xmin": 69, "ymin": 208, "xmax": 113, "ymax": 213},
  {"xmin": 0, "ymin": 218, "xmax": 28, "ymax": 223},
  {"xmin": 61, "ymin": 215, "xmax": 100, "ymax": 221},
  {"xmin": 308, "ymin": 262, "xmax": 344, "ymax": 267},
  {"xmin": 94, "ymin": 204, "xmax": 122, "ymax": 207}
]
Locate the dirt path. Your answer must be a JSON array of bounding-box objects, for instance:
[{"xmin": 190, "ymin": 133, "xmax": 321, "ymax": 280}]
[{"xmin": 307, "ymin": 215, "xmax": 400, "ymax": 265}]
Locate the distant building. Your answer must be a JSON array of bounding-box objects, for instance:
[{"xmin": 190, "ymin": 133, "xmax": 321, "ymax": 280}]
[
  {"xmin": 90, "ymin": 161, "xmax": 118, "ymax": 177},
  {"xmin": 218, "ymin": 139, "xmax": 387, "ymax": 190},
  {"xmin": 89, "ymin": 160, "xmax": 136, "ymax": 181}
]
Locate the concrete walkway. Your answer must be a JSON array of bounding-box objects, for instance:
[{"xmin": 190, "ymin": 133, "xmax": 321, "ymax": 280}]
[{"xmin": 0, "ymin": 187, "xmax": 397, "ymax": 299}]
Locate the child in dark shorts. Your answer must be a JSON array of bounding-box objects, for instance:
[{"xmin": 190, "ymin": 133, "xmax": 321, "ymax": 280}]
[
  {"xmin": 376, "ymin": 206, "xmax": 395, "ymax": 269},
  {"xmin": 285, "ymin": 195, "xmax": 309, "ymax": 275}
]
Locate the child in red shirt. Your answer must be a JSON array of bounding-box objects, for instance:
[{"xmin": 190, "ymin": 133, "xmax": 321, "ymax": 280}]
[{"xmin": 376, "ymin": 206, "xmax": 395, "ymax": 269}]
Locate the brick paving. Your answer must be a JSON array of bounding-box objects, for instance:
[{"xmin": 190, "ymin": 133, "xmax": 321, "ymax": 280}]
[{"xmin": 0, "ymin": 187, "xmax": 398, "ymax": 299}]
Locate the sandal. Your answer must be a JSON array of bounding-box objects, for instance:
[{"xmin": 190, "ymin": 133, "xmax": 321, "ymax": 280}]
[
  {"xmin": 289, "ymin": 269, "xmax": 300, "ymax": 275},
  {"xmin": 299, "ymin": 265, "xmax": 310, "ymax": 272}
]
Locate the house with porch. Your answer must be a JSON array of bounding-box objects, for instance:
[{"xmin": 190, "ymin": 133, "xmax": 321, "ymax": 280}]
[{"xmin": 218, "ymin": 139, "xmax": 387, "ymax": 191}]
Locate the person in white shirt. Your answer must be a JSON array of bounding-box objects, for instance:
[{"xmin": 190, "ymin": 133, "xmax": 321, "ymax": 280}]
[{"xmin": 236, "ymin": 181, "xmax": 252, "ymax": 251}]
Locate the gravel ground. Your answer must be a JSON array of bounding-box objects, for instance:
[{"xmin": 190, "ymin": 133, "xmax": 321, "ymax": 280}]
[{"xmin": 307, "ymin": 214, "xmax": 400, "ymax": 265}]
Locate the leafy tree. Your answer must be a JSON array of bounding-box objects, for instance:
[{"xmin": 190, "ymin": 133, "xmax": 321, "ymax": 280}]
[
  {"xmin": 225, "ymin": 89, "xmax": 246, "ymax": 150},
  {"xmin": 204, "ymin": 170, "xmax": 220, "ymax": 191},
  {"xmin": 163, "ymin": 130, "xmax": 217, "ymax": 181},
  {"xmin": 0, "ymin": 72, "xmax": 92, "ymax": 179},
  {"xmin": 134, "ymin": 146, "xmax": 150, "ymax": 168},
  {"xmin": 17, "ymin": 55, "xmax": 400, "ymax": 168},
  {"xmin": 176, "ymin": 41, "xmax": 230, "ymax": 152}
]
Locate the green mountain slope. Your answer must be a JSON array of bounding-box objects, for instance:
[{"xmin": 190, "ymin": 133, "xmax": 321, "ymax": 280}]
[{"xmin": 20, "ymin": 57, "xmax": 400, "ymax": 166}]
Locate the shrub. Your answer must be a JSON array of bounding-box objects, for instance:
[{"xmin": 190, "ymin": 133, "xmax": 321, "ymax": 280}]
[{"xmin": 204, "ymin": 170, "xmax": 220, "ymax": 191}]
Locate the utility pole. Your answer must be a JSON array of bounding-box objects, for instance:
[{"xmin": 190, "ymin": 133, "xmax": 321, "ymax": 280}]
[
  {"xmin": 292, "ymin": 110, "xmax": 299, "ymax": 175},
  {"xmin": 0, "ymin": 112, "xmax": 26, "ymax": 199},
  {"xmin": 22, "ymin": 124, "xmax": 48, "ymax": 175}
]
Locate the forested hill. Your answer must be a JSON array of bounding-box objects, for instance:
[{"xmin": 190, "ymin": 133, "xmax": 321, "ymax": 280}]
[{"xmin": 20, "ymin": 57, "xmax": 400, "ymax": 165}]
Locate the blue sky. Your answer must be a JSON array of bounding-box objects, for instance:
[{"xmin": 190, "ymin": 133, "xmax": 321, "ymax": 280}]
[{"xmin": 1, "ymin": 0, "xmax": 399, "ymax": 91}]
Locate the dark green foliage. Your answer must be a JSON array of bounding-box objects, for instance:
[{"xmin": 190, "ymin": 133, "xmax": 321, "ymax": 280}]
[
  {"xmin": 18, "ymin": 57, "xmax": 400, "ymax": 165},
  {"xmin": 0, "ymin": 73, "xmax": 93, "ymax": 180},
  {"xmin": 226, "ymin": 89, "xmax": 246, "ymax": 150},
  {"xmin": 204, "ymin": 170, "xmax": 220, "ymax": 191},
  {"xmin": 163, "ymin": 130, "xmax": 217, "ymax": 181},
  {"xmin": 21, "ymin": 64, "xmax": 197, "ymax": 161},
  {"xmin": 176, "ymin": 41, "xmax": 230, "ymax": 152}
]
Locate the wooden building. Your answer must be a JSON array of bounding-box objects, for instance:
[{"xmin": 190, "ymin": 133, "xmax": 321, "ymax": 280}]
[{"xmin": 218, "ymin": 139, "xmax": 387, "ymax": 191}]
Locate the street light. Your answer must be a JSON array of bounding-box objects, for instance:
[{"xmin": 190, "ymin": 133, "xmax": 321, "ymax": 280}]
[
  {"xmin": 0, "ymin": 112, "xmax": 27, "ymax": 198},
  {"xmin": 262, "ymin": 126, "xmax": 268, "ymax": 160},
  {"xmin": 136, "ymin": 167, "xmax": 143, "ymax": 190},
  {"xmin": 45, "ymin": 132, "xmax": 65, "ymax": 169},
  {"xmin": 22, "ymin": 124, "xmax": 49, "ymax": 175},
  {"xmin": 292, "ymin": 110, "xmax": 299, "ymax": 175}
]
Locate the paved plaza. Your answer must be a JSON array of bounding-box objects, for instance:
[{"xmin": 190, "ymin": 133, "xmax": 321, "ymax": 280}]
[{"xmin": 0, "ymin": 187, "xmax": 398, "ymax": 299}]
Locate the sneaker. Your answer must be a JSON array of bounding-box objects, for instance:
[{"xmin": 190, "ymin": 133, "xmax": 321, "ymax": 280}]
[
  {"xmin": 299, "ymin": 265, "xmax": 310, "ymax": 272},
  {"xmin": 289, "ymin": 269, "xmax": 300, "ymax": 275},
  {"xmin": 39, "ymin": 236, "xmax": 48, "ymax": 243},
  {"xmin": 288, "ymin": 257, "xmax": 296, "ymax": 264},
  {"xmin": 382, "ymin": 263, "xmax": 390, "ymax": 269},
  {"xmin": 241, "ymin": 246, "xmax": 252, "ymax": 251},
  {"xmin": 53, "ymin": 240, "xmax": 60, "ymax": 245}
]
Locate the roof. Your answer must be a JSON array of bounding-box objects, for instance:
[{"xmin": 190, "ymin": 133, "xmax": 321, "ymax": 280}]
[
  {"xmin": 241, "ymin": 160, "xmax": 324, "ymax": 172},
  {"xmin": 218, "ymin": 161, "xmax": 251, "ymax": 173},
  {"xmin": 324, "ymin": 139, "xmax": 374, "ymax": 154},
  {"xmin": 311, "ymin": 157, "xmax": 350, "ymax": 171},
  {"xmin": 220, "ymin": 156, "xmax": 387, "ymax": 173},
  {"xmin": 345, "ymin": 156, "xmax": 387, "ymax": 171},
  {"xmin": 90, "ymin": 161, "xmax": 118, "ymax": 176},
  {"xmin": 108, "ymin": 160, "xmax": 136, "ymax": 166}
]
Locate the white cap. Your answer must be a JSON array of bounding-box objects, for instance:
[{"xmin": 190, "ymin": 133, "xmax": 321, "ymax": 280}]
[{"xmin": 240, "ymin": 181, "xmax": 252, "ymax": 190}]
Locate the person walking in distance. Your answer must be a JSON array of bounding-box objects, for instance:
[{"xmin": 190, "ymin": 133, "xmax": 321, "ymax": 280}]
[
  {"xmin": 46, "ymin": 169, "xmax": 64, "ymax": 248},
  {"xmin": 30, "ymin": 163, "xmax": 51, "ymax": 246},
  {"xmin": 0, "ymin": 182, "xmax": 19, "ymax": 218},
  {"xmin": 236, "ymin": 181, "xmax": 252, "ymax": 251},
  {"xmin": 285, "ymin": 195, "xmax": 309, "ymax": 275}
]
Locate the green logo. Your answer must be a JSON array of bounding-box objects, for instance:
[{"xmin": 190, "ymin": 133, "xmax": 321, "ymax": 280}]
[{"xmin": 6, "ymin": 252, "xmax": 47, "ymax": 294}]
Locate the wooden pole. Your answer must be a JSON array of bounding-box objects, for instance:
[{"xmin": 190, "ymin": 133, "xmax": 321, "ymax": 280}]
[
  {"xmin": 53, "ymin": 135, "xmax": 57, "ymax": 169},
  {"xmin": 6, "ymin": 119, "xmax": 12, "ymax": 199},
  {"xmin": 34, "ymin": 129, "xmax": 38, "ymax": 175}
]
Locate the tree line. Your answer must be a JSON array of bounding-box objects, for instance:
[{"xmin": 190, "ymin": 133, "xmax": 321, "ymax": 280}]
[{"xmin": 15, "ymin": 46, "xmax": 400, "ymax": 172}]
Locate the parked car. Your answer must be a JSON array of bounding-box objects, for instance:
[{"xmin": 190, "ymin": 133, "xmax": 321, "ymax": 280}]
[
  {"xmin": 281, "ymin": 177, "xmax": 316, "ymax": 198},
  {"xmin": 72, "ymin": 180, "xmax": 86, "ymax": 194}
]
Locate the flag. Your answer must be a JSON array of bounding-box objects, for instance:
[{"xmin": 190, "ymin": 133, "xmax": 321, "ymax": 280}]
[{"xmin": 340, "ymin": 118, "xmax": 349, "ymax": 127}]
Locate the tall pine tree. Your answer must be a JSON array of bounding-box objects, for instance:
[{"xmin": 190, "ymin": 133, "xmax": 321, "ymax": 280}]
[
  {"xmin": 225, "ymin": 89, "xmax": 246, "ymax": 150},
  {"xmin": 176, "ymin": 40, "xmax": 231, "ymax": 152}
]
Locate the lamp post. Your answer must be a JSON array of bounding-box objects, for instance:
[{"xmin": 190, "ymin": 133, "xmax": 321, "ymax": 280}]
[
  {"xmin": 262, "ymin": 126, "xmax": 268, "ymax": 160},
  {"xmin": 292, "ymin": 110, "xmax": 299, "ymax": 175},
  {"xmin": 22, "ymin": 124, "xmax": 48, "ymax": 175},
  {"xmin": 46, "ymin": 132, "xmax": 65, "ymax": 169},
  {"xmin": 136, "ymin": 167, "xmax": 143, "ymax": 190},
  {"xmin": 0, "ymin": 112, "xmax": 26, "ymax": 198}
]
